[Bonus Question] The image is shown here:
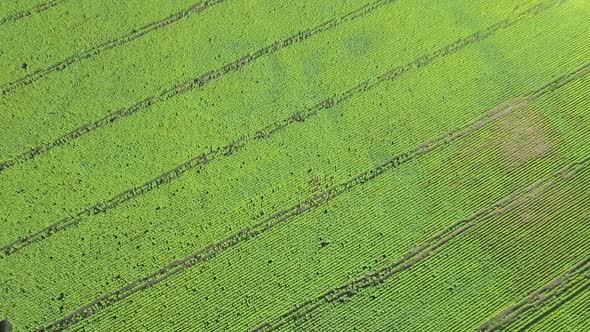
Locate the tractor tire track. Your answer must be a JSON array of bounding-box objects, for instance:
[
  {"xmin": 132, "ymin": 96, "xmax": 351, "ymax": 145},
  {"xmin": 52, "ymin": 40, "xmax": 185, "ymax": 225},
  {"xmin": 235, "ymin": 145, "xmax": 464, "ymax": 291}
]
[
  {"xmin": 516, "ymin": 280, "xmax": 590, "ymax": 332},
  {"xmin": 0, "ymin": 0, "xmax": 573, "ymax": 258},
  {"xmin": 0, "ymin": 0, "xmax": 403, "ymax": 172},
  {"xmin": 38, "ymin": 65, "xmax": 586, "ymax": 331},
  {"xmin": 0, "ymin": 0, "xmax": 560, "ymax": 173},
  {"xmin": 479, "ymin": 258, "xmax": 590, "ymax": 331},
  {"xmin": 0, "ymin": 0, "xmax": 68, "ymax": 27},
  {"xmin": 253, "ymin": 156, "xmax": 590, "ymax": 332},
  {"xmin": 0, "ymin": 0, "xmax": 227, "ymax": 95}
]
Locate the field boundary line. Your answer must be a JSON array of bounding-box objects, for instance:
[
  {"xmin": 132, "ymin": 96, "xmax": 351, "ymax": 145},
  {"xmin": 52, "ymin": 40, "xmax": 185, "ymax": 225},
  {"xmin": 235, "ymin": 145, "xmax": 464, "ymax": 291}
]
[
  {"xmin": 0, "ymin": 0, "xmax": 562, "ymax": 173},
  {"xmin": 0, "ymin": 0, "xmax": 68, "ymax": 27},
  {"xmin": 253, "ymin": 157, "xmax": 590, "ymax": 331},
  {"xmin": 479, "ymin": 259, "xmax": 590, "ymax": 331},
  {"xmin": 37, "ymin": 65, "xmax": 587, "ymax": 331},
  {"xmin": 1, "ymin": 2, "xmax": 576, "ymax": 259}
]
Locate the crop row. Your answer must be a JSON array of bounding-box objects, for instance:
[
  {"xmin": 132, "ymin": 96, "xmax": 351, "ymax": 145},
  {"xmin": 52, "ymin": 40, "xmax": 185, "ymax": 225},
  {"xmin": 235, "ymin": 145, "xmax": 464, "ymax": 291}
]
[
  {"xmin": 526, "ymin": 284, "xmax": 590, "ymax": 331},
  {"xmin": 72, "ymin": 90, "xmax": 590, "ymax": 331},
  {"xmin": 0, "ymin": 0, "xmax": 67, "ymax": 27},
  {"xmin": 2, "ymin": 0, "xmax": 589, "ymax": 329},
  {"xmin": 0, "ymin": 0, "xmax": 227, "ymax": 87},
  {"xmin": 0, "ymin": 0, "xmax": 575, "ymax": 256},
  {"xmin": 3, "ymin": 8, "xmax": 590, "ymax": 328},
  {"xmin": 0, "ymin": 0, "xmax": 410, "ymax": 171},
  {"xmin": 291, "ymin": 156, "xmax": 590, "ymax": 331},
  {"xmin": 40, "ymin": 97, "xmax": 535, "ymax": 331},
  {"xmin": 7, "ymin": 50, "xmax": 585, "ymax": 329},
  {"xmin": 37, "ymin": 67, "xmax": 590, "ymax": 331},
  {"xmin": 0, "ymin": 0, "xmax": 382, "ymax": 160},
  {"xmin": 258, "ymin": 153, "xmax": 590, "ymax": 331},
  {"xmin": 481, "ymin": 258, "xmax": 590, "ymax": 331},
  {"xmin": 0, "ymin": 0, "xmax": 554, "ymax": 167}
]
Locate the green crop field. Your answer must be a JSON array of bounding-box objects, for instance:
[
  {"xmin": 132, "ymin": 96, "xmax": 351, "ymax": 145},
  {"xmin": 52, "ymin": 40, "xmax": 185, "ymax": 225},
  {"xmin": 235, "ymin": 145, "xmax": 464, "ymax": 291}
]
[{"xmin": 0, "ymin": 0, "xmax": 588, "ymax": 331}]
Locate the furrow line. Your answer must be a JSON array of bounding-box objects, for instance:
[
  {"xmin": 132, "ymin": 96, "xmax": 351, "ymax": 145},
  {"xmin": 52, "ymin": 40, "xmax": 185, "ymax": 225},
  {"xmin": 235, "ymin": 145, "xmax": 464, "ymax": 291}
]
[
  {"xmin": 479, "ymin": 259, "xmax": 590, "ymax": 331},
  {"xmin": 0, "ymin": 0, "xmax": 561, "ymax": 172},
  {"xmin": 0, "ymin": 0, "xmax": 68, "ymax": 27},
  {"xmin": 1, "ymin": 3, "xmax": 569, "ymax": 258},
  {"xmin": 252, "ymin": 156, "xmax": 590, "ymax": 332},
  {"xmin": 0, "ymin": 0, "xmax": 402, "ymax": 171},
  {"xmin": 516, "ymin": 281, "xmax": 590, "ymax": 332},
  {"xmin": 38, "ymin": 66, "xmax": 586, "ymax": 331},
  {"xmin": 0, "ymin": 0, "xmax": 227, "ymax": 95}
]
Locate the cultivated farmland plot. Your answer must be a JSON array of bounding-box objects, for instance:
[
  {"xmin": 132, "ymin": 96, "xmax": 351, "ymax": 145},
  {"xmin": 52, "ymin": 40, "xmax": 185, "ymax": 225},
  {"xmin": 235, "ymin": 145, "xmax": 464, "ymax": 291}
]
[{"xmin": 0, "ymin": 0, "xmax": 588, "ymax": 331}]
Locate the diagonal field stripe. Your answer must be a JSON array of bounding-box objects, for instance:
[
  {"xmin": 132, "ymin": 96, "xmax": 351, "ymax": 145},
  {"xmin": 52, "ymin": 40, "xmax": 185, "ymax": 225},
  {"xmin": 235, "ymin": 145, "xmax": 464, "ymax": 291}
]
[
  {"xmin": 0, "ymin": 0, "xmax": 578, "ymax": 258},
  {"xmin": 0, "ymin": 0, "xmax": 401, "ymax": 171},
  {"xmin": 480, "ymin": 258, "xmax": 590, "ymax": 331},
  {"xmin": 38, "ymin": 63, "xmax": 589, "ymax": 332},
  {"xmin": 254, "ymin": 156, "xmax": 590, "ymax": 331},
  {"xmin": 0, "ymin": 0, "xmax": 229, "ymax": 95},
  {"xmin": 0, "ymin": 0, "xmax": 68, "ymax": 27}
]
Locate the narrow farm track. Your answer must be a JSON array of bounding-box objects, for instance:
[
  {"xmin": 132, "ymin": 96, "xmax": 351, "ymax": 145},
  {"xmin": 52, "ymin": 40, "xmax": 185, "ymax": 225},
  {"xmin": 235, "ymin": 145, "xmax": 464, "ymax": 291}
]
[
  {"xmin": 0, "ymin": 0, "xmax": 228, "ymax": 94},
  {"xmin": 0, "ymin": 0, "xmax": 402, "ymax": 172},
  {"xmin": 2, "ymin": 0, "xmax": 589, "ymax": 330},
  {"xmin": 0, "ymin": 0, "xmax": 68, "ymax": 27},
  {"xmin": 0, "ymin": 0, "xmax": 562, "ymax": 173},
  {"xmin": 524, "ymin": 282, "xmax": 590, "ymax": 331},
  {"xmin": 518, "ymin": 282, "xmax": 590, "ymax": 331},
  {"xmin": 479, "ymin": 259, "xmax": 590, "ymax": 331},
  {"xmin": 281, "ymin": 153, "xmax": 590, "ymax": 331},
  {"xmin": 284, "ymin": 165, "xmax": 590, "ymax": 331},
  {"xmin": 37, "ymin": 66, "xmax": 588, "ymax": 331},
  {"xmin": 252, "ymin": 155, "xmax": 590, "ymax": 331},
  {"xmin": 0, "ymin": 4, "xmax": 577, "ymax": 258},
  {"xmin": 0, "ymin": 0, "xmax": 396, "ymax": 171}
]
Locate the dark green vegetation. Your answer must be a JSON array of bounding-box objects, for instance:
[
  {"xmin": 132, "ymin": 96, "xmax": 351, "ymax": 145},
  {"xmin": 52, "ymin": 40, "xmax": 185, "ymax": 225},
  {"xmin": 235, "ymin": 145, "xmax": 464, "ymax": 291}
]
[{"xmin": 0, "ymin": 0, "xmax": 588, "ymax": 330}]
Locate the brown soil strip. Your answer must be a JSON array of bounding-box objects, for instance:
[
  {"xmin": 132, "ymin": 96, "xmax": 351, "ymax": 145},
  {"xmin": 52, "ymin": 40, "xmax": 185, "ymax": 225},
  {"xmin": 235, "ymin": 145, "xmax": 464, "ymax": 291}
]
[
  {"xmin": 37, "ymin": 64, "xmax": 587, "ymax": 331},
  {"xmin": 2, "ymin": 1, "xmax": 576, "ymax": 259},
  {"xmin": 496, "ymin": 105, "xmax": 557, "ymax": 169}
]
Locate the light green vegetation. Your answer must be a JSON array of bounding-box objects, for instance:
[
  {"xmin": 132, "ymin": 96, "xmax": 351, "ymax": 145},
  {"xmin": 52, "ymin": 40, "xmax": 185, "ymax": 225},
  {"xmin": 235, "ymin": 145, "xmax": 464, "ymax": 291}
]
[
  {"xmin": 0, "ymin": 0, "xmax": 588, "ymax": 330},
  {"xmin": 293, "ymin": 161, "xmax": 590, "ymax": 332},
  {"xmin": 0, "ymin": 0, "xmax": 363, "ymax": 157},
  {"xmin": 0, "ymin": 0, "xmax": 55, "ymax": 23},
  {"xmin": 527, "ymin": 286, "xmax": 590, "ymax": 332},
  {"xmin": 0, "ymin": 0, "xmax": 217, "ymax": 81}
]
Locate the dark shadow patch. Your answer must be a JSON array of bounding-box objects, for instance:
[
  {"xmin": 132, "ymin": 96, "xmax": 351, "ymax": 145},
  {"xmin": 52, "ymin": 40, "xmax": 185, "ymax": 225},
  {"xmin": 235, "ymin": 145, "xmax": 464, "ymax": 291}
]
[{"xmin": 344, "ymin": 33, "xmax": 373, "ymax": 56}]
